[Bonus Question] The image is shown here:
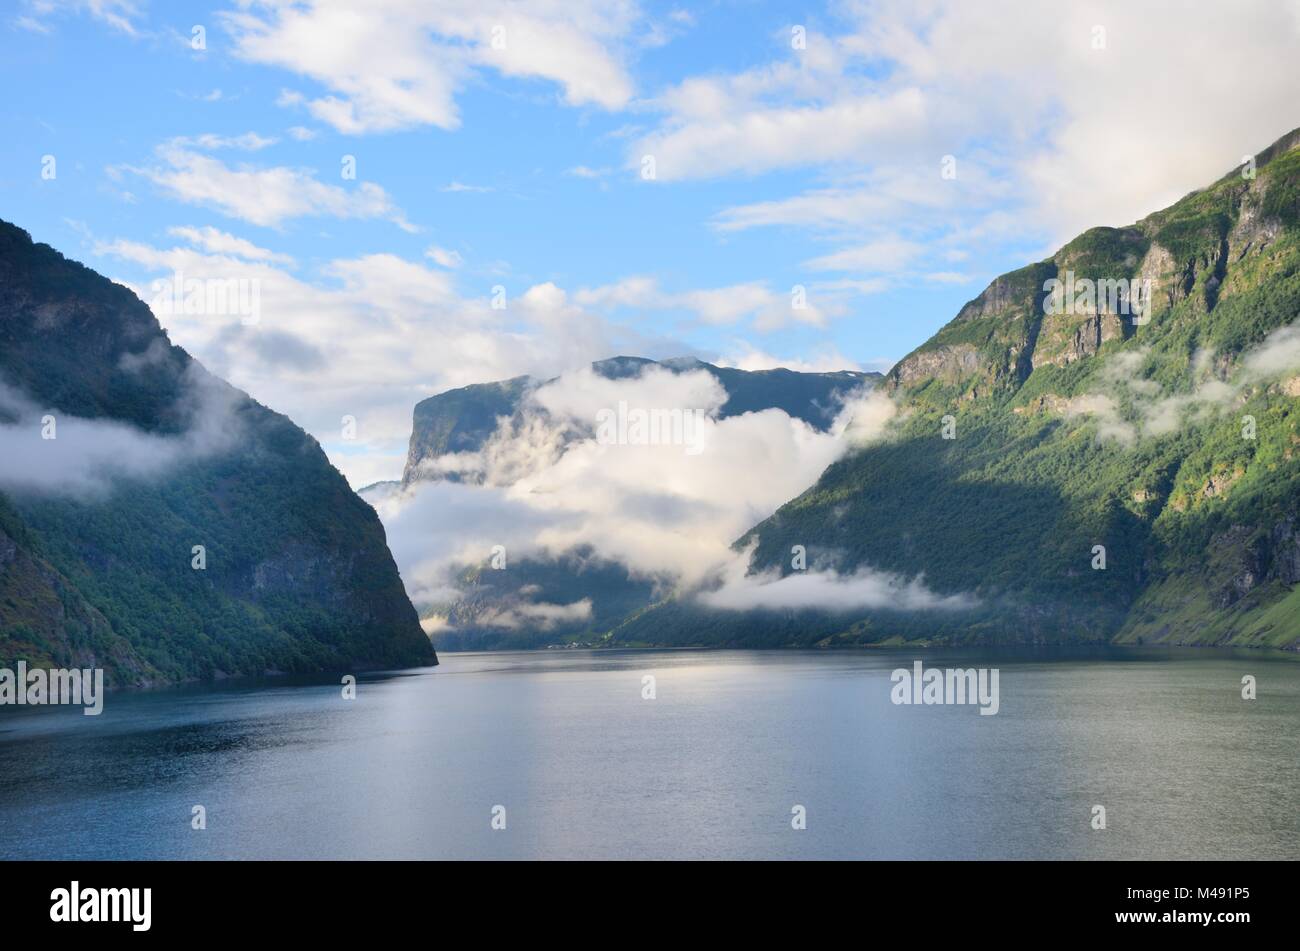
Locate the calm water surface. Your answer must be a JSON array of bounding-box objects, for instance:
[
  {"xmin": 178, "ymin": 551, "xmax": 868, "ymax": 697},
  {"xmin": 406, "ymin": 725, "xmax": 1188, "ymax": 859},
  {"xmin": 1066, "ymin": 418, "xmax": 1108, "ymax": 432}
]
[{"xmin": 1, "ymin": 647, "xmax": 1296, "ymax": 859}]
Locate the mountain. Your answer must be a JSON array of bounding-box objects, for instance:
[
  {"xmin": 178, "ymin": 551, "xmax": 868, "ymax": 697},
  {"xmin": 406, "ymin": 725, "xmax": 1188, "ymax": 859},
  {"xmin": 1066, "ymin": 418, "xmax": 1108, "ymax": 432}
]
[
  {"xmin": 0, "ymin": 220, "xmax": 435, "ymax": 685},
  {"xmin": 388, "ymin": 356, "xmax": 879, "ymax": 649},
  {"xmin": 613, "ymin": 126, "xmax": 1300, "ymax": 651},
  {"xmin": 401, "ymin": 356, "xmax": 877, "ymax": 486}
]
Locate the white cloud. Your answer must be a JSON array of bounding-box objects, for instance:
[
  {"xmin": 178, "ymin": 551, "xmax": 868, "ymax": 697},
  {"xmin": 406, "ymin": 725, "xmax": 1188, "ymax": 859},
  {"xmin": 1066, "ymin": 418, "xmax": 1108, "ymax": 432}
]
[
  {"xmin": 715, "ymin": 343, "xmax": 864, "ymax": 374},
  {"xmin": 636, "ymin": 0, "xmax": 1300, "ymax": 267},
  {"xmin": 840, "ymin": 0, "xmax": 1300, "ymax": 244},
  {"xmin": 93, "ymin": 229, "xmax": 673, "ymax": 487},
  {"xmin": 128, "ymin": 137, "xmax": 414, "ymax": 230},
  {"xmin": 20, "ymin": 0, "xmax": 141, "ymax": 35},
  {"xmin": 474, "ymin": 598, "xmax": 593, "ymax": 631},
  {"xmin": 0, "ymin": 365, "xmax": 244, "ymax": 498},
  {"xmin": 575, "ymin": 276, "xmax": 831, "ymax": 331},
  {"xmin": 220, "ymin": 0, "xmax": 644, "ymax": 134},
  {"xmin": 712, "ymin": 165, "xmax": 966, "ymax": 233},
  {"xmin": 375, "ymin": 480, "xmax": 570, "ymax": 605},
  {"xmin": 1243, "ymin": 323, "xmax": 1300, "ymax": 379},
  {"xmin": 182, "ymin": 132, "xmax": 277, "ymax": 151},
  {"xmin": 635, "ymin": 86, "xmax": 928, "ymax": 181},
  {"xmin": 15, "ymin": 14, "xmax": 52, "ymax": 33},
  {"xmin": 804, "ymin": 237, "xmax": 924, "ymax": 273},
  {"xmin": 425, "ymin": 246, "xmax": 463, "ymax": 269},
  {"xmin": 699, "ymin": 549, "xmax": 973, "ymax": 613},
  {"xmin": 166, "ymin": 226, "xmax": 294, "ymax": 264}
]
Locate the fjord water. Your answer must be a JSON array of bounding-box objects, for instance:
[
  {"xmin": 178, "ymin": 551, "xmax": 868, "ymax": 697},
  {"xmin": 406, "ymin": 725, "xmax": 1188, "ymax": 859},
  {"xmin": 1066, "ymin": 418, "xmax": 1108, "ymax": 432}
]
[{"xmin": 1, "ymin": 648, "xmax": 1296, "ymax": 860}]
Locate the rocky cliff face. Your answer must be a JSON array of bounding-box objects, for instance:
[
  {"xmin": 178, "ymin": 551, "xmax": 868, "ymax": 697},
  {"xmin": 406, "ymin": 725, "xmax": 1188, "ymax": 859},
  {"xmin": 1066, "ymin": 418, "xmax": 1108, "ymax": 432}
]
[
  {"xmin": 887, "ymin": 131, "xmax": 1300, "ymax": 404},
  {"xmin": 0, "ymin": 220, "xmax": 435, "ymax": 684},
  {"xmin": 402, "ymin": 375, "xmax": 533, "ymax": 486}
]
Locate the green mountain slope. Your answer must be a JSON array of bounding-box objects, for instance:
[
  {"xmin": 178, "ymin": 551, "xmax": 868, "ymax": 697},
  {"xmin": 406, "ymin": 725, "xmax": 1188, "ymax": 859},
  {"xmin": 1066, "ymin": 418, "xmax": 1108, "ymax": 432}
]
[
  {"xmin": 0, "ymin": 220, "xmax": 435, "ymax": 684},
  {"xmin": 614, "ymin": 126, "xmax": 1300, "ymax": 651}
]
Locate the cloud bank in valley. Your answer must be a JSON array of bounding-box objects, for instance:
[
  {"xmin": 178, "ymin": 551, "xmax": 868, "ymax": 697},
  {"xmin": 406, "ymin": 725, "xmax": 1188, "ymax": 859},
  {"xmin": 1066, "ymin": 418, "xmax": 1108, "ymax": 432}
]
[{"xmin": 374, "ymin": 363, "xmax": 956, "ymax": 616}]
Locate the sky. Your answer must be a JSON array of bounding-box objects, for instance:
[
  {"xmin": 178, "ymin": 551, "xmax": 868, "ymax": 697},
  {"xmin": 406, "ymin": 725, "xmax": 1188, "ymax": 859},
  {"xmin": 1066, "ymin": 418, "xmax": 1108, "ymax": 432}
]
[{"xmin": 2, "ymin": 0, "xmax": 1299, "ymax": 487}]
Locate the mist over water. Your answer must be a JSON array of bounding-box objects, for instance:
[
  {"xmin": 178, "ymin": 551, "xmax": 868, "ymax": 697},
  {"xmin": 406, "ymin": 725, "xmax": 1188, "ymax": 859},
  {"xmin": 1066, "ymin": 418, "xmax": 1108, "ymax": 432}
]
[{"xmin": 1, "ymin": 647, "xmax": 1296, "ymax": 860}]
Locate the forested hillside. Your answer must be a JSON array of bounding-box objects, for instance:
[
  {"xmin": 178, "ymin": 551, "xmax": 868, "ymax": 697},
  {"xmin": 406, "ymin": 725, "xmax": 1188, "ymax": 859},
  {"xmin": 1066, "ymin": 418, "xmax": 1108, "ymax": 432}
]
[{"xmin": 0, "ymin": 220, "xmax": 435, "ymax": 684}]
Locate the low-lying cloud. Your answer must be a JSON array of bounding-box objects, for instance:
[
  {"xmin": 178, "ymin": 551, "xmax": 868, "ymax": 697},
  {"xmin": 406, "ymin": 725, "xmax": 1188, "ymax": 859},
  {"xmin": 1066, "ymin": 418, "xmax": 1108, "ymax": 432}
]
[
  {"xmin": 1067, "ymin": 323, "xmax": 1300, "ymax": 445},
  {"xmin": 376, "ymin": 364, "xmax": 901, "ymax": 612},
  {"xmin": 472, "ymin": 598, "xmax": 594, "ymax": 631},
  {"xmin": 0, "ymin": 366, "xmax": 244, "ymax": 499},
  {"xmin": 699, "ymin": 549, "xmax": 974, "ymax": 613}
]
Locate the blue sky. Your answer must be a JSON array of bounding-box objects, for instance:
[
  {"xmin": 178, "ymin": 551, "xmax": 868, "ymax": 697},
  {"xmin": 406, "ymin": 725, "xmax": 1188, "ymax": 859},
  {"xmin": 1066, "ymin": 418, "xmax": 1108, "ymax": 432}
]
[{"xmin": 3, "ymin": 0, "xmax": 1298, "ymax": 484}]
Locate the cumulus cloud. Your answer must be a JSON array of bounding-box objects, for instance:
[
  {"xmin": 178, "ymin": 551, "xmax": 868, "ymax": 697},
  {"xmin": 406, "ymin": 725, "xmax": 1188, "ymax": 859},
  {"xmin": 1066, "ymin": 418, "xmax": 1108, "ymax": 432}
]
[
  {"xmin": 0, "ymin": 366, "xmax": 244, "ymax": 498},
  {"xmin": 631, "ymin": 29, "xmax": 930, "ymax": 181},
  {"xmin": 637, "ymin": 0, "xmax": 1300, "ymax": 278},
  {"xmin": 93, "ymin": 228, "xmax": 671, "ymax": 487},
  {"xmin": 219, "ymin": 0, "xmax": 645, "ymax": 134},
  {"xmin": 674, "ymin": 1, "xmax": 1298, "ymax": 227}
]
